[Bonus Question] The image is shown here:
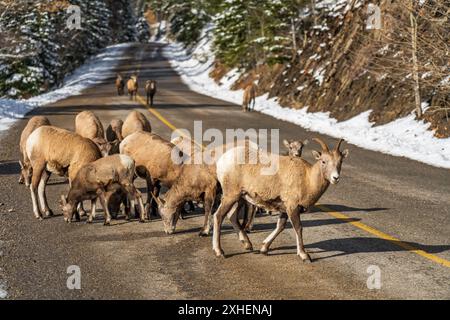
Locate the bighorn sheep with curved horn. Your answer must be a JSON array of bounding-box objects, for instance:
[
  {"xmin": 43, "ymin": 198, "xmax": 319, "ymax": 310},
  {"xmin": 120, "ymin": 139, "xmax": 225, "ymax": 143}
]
[{"xmin": 213, "ymin": 137, "xmax": 348, "ymax": 262}]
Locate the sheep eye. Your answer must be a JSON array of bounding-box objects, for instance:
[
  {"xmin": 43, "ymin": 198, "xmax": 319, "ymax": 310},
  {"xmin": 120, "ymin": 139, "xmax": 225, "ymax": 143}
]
[{"xmin": 321, "ymin": 160, "xmax": 326, "ymax": 164}]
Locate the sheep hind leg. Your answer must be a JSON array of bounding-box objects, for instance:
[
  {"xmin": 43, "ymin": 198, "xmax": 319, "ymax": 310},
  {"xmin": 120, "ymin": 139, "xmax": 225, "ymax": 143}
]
[
  {"xmin": 199, "ymin": 191, "xmax": 215, "ymax": 237},
  {"xmin": 38, "ymin": 169, "xmax": 53, "ymax": 217},
  {"xmin": 212, "ymin": 196, "xmax": 239, "ymax": 257},
  {"xmin": 260, "ymin": 212, "xmax": 288, "ymax": 255},
  {"xmin": 30, "ymin": 161, "xmax": 45, "ymax": 220}
]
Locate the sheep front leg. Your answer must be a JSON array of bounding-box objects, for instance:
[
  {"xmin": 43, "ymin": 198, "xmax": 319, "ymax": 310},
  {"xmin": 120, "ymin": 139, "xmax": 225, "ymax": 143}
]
[
  {"xmin": 97, "ymin": 190, "xmax": 112, "ymax": 226},
  {"xmin": 287, "ymin": 206, "xmax": 311, "ymax": 263},
  {"xmin": 228, "ymin": 204, "xmax": 253, "ymax": 251},
  {"xmin": 123, "ymin": 183, "xmax": 146, "ymax": 223},
  {"xmin": 87, "ymin": 199, "xmax": 97, "ymax": 223}
]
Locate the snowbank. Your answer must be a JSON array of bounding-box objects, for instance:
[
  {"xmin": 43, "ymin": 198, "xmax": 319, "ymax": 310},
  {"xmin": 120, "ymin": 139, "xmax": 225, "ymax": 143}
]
[
  {"xmin": 0, "ymin": 43, "xmax": 133, "ymax": 132},
  {"xmin": 163, "ymin": 28, "xmax": 450, "ymax": 169}
]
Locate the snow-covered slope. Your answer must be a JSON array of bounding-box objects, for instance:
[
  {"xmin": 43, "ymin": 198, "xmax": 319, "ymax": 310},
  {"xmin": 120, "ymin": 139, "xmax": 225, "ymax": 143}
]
[
  {"xmin": 162, "ymin": 28, "xmax": 450, "ymax": 169},
  {"xmin": 0, "ymin": 43, "xmax": 133, "ymax": 132}
]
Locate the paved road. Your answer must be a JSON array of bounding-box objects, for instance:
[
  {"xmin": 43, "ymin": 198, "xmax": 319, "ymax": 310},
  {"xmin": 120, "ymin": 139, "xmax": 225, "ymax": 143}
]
[{"xmin": 0, "ymin": 43, "xmax": 449, "ymax": 299}]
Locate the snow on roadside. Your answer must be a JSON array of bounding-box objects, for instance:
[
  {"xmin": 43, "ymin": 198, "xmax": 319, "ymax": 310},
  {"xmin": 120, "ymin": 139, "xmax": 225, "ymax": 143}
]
[
  {"xmin": 163, "ymin": 28, "xmax": 450, "ymax": 169},
  {"xmin": 0, "ymin": 43, "xmax": 134, "ymax": 132}
]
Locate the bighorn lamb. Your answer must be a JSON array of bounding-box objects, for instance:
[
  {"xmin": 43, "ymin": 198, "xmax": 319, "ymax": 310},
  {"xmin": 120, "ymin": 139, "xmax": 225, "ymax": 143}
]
[
  {"xmin": 75, "ymin": 111, "xmax": 115, "ymax": 157},
  {"xmin": 145, "ymin": 80, "xmax": 157, "ymax": 106},
  {"xmin": 116, "ymin": 74, "xmax": 125, "ymax": 96},
  {"xmin": 156, "ymin": 163, "xmax": 218, "ymax": 236},
  {"xmin": 120, "ymin": 131, "xmax": 184, "ymax": 217},
  {"xmin": 61, "ymin": 154, "xmax": 145, "ymax": 225},
  {"xmin": 19, "ymin": 116, "xmax": 51, "ymax": 186},
  {"xmin": 213, "ymin": 138, "xmax": 348, "ymax": 262},
  {"xmin": 242, "ymin": 138, "xmax": 309, "ymax": 232},
  {"xmin": 242, "ymin": 83, "xmax": 257, "ymax": 112},
  {"xmin": 26, "ymin": 126, "xmax": 102, "ymax": 219},
  {"xmin": 127, "ymin": 75, "xmax": 139, "ymax": 100},
  {"xmin": 121, "ymin": 110, "xmax": 152, "ymax": 138}
]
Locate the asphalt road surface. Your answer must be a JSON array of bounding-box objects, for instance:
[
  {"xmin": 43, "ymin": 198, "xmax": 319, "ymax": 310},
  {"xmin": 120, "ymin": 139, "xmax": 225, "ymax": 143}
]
[{"xmin": 0, "ymin": 43, "xmax": 449, "ymax": 299}]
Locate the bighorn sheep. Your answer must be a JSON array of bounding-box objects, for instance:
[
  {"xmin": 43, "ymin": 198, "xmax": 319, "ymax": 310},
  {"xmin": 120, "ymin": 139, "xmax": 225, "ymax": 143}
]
[
  {"xmin": 116, "ymin": 74, "xmax": 125, "ymax": 96},
  {"xmin": 106, "ymin": 119, "xmax": 124, "ymax": 142},
  {"xmin": 213, "ymin": 138, "xmax": 349, "ymax": 262},
  {"xmin": 106, "ymin": 119, "xmax": 124, "ymax": 154},
  {"xmin": 61, "ymin": 154, "xmax": 145, "ymax": 225},
  {"xmin": 242, "ymin": 83, "xmax": 257, "ymax": 112},
  {"xmin": 75, "ymin": 111, "xmax": 116, "ymax": 157},
  {"xmin": 121, "ymin": 110, "xmax": 152, "ymax": 139},
  {"xmin": 242, "ymin": 138, "xmax": 309, "ymax": 232},
  {"xmin": 156, "ymin": 163, "xmax": 218, "ymax": 236},
  {"xmin": 145, "ymin": 80, "xmax": 157, "ymax": 106},
  {"xmin": 127, "ymin": 75, "xmax": 139, "ymax": 100},
  {"xmin": 120, "ymin": 131, "xmax": 184, "ymax": 217},
  {"xmin": 19, "ymin": 116, "xmax": 51, "ymax": 186},
  {"xmin": 26, "ymin": 126, "xmax": 102, "ymax": 219}
]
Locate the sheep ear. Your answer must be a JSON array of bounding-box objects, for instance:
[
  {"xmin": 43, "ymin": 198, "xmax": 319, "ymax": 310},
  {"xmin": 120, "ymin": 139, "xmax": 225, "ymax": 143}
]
[
  {"xmin": 341, "ymin": 149, "xmax": 349, "ymax": 158},
  {"xmin": 283, "ymin": 139, "xmax": 290, "ymax": 149},
  {"xmin": 312, "ymin": 150, "xmax": 321, "ymax": 160}
]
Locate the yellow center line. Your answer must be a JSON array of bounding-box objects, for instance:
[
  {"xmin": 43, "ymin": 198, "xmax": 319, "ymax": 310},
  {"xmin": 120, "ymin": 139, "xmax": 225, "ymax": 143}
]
[
  {"xmin": 134, "ymin": 92, "xmax": 450, "ymax": 269},
  {"xmin": 317, "ymin": 205, "xmax": 450, "ymax": 268}
]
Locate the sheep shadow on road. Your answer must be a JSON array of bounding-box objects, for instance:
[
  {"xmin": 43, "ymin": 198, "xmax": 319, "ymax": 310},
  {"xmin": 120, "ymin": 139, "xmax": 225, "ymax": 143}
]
[{"xmin": 267, "ymin": 237, "xmax": 450, "ymax": 261}]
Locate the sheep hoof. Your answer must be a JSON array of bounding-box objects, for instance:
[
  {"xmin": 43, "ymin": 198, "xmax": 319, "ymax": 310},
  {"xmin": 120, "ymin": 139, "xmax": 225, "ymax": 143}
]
[
  {"xmin": 104, "ymin": 221, "xmax": 111, "ymax": 226},
  {"xmin": 214, "ymin": 249, "xmax": 225, "ymax": 258},
  {"xmin": 243, "ymin": 242, "xmax": 253, "ymax": 251},
  {"xmin": 198, "ymin": 231, "xmax": 210, "ymax": 237},
  {"xmin": 300, "ymin": 253, "xmax": 312, "ymax": 263},
  {"xmin": 44, "ymin": 210, "xmax": 54, "ymax": 217},
  {"xmin": 36, "ymin": 216, "xmax": 44, "ymax": 221}
]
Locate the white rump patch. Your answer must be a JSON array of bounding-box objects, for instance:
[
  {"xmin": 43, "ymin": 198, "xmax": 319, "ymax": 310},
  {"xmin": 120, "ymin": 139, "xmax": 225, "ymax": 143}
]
[{"xmin": 25, "ymin": 127, "xmax": 42, "ymax": 160}]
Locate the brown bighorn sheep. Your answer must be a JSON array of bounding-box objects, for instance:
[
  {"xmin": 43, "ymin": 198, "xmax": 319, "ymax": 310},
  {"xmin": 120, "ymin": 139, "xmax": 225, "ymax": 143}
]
[
  {"xmin": 242, "ymin": 83, "xmax": 257, "ymax": 112},
  {"xmin": 19, "ymin": 116, "xmax": 51, "ymax": 186},
  {"xmin": 120, "ymin": 131, "xmax": 184, "ymax": 217},
  {"xmin": 243, "ymin": 138, "xmax": 310, "ymax": 232},
  {"xmin": 106, "ymin": 119, "xmax": 124, "ymax": 142},
  {"xmin": 106, "ymin": 119, "xmax": 124, "ymax": 154},
  {"xmin": 213, "ymin": 138, "xmax": 349, "ymax": 262},
  {"xmin": 60, "ymin": 154, "xmax": 145, "ymax": 225},
  {"xmin": 75, "ymin": 111, "xmax": 116, "ymax": 157},
  {"xmin": 26, "ymin": 126, "xmax": 102, "ymax": 219},
  {"xmin": 121, "ymin": 110, "xmax": 152, "ymax": 138},
  {"xmin": 156, "ymin": 163, "xmax": 218, "ymax": 236},
  {"xmin": 115, "ymin": 74, "xmax": 125, "ymax": 96},
  {"xmin": 127, "ymin": 75, "xmax": 139, "ymax": 100},
  {"xmin": 145, "ymin": 80, "xmax": 157, "ymax": 106}
]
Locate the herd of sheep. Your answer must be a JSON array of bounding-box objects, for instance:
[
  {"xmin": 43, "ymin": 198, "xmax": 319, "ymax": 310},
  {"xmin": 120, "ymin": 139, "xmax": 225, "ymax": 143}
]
[{"xmin": 17, "ymin": 76, "xmax": 349, "ymax": 262}]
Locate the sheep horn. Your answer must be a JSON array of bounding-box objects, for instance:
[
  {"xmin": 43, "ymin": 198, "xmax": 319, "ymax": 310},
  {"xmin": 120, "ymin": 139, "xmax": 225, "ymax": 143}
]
[
  {"xmin": 313, "ymin": 138, "xmax": 329, "ymax": 152},
  {"xmin": 335, "ymin": 139, "xmax": 344, "ymax": 152}
]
